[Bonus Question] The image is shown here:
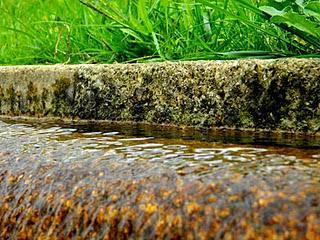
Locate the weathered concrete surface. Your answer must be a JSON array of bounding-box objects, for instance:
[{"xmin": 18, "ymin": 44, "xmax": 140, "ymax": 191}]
[{"xmin": 0, "ymin": 58, "xmax": 319, "ymax": 134}]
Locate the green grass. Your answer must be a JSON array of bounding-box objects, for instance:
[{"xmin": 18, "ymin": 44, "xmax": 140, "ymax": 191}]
[{"xmin": 0, "ymin": 0, "xmax": 319, "ymax": 65}]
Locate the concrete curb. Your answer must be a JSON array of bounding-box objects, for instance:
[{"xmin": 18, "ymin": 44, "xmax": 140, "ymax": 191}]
[{"xmin": 0, "ymin": 58, "xmax": 319, "ymax": 134}]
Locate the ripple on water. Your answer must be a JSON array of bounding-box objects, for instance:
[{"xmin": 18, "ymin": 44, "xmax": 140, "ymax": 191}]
[
  {"xmin": 0, "ymin": 119, "xmax": 318, "ymax": 181},
  {"xmin": 0, "ymin": 120, "xmax": 319, "ymax": 239}
]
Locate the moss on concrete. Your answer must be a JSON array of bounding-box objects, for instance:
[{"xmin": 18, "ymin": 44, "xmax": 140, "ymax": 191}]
[
  {"xmin": 0, "ymin": 59, "xmax": 319, "ymax": 134},
  {"xmin": 52, "ymin": 77, "xmax": 74, "ymax": 117}
]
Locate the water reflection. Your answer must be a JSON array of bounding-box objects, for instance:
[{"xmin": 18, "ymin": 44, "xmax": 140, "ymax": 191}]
[
  {"xmin": 0, "ymin": 120, "xmax": 319, "ymax": 181},
  {"xmin": 0, "ymin": 120, "xmax": 319, "ymax": 239}
]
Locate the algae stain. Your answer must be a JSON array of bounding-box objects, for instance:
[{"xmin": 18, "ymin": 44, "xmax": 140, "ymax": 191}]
[
  {"xmin": 0, "ymin": 85, "xmax": 3, "ymax": 113},
  {"xmin": 73, "ymin": 72, "xmax": 124, "ymax": 120},
  {"xmin": 130, "ymin": 86, "xmax": 153, "ymax": 122},
  {"xmin": 26, "ymin": 81, "xmax": 40, "ymax": 115},
  {"xmin": 3, "ymin": 85, "xmax": 26, "ymax": 115},
  {"xmin": 41, "ymin": 88, "xmax": 49, "ymax": 115},
  {"xmin": 72, "ymin": 72, "xmax": 100, "ymax": 119},
  {"xmin": 16, "ymin": 90, "xmax": 23, "ymax": 115},
  {"xmin": 52, "ymin": 77, "xmax": 74, "ymax": 117},
  {"xmin": 6, "ymin": 84, "xmax": 16, "ymax": 115}
]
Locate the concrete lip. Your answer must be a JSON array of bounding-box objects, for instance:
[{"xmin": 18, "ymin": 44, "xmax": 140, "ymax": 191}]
[
  {"xmin": 0, "ymin": 58, "xmax": 319, "ymax": 135},
  {"xmin": 0, "ymin": 59, "xmax": 320, "ymax": 239}
]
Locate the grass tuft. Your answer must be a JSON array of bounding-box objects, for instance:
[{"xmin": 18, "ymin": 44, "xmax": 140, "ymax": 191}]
[{"xmin": 0, "ymin": 0, "xmax": 319, "ymax": 65}]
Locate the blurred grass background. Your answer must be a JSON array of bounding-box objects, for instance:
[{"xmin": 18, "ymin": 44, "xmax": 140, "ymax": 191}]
[{"xmin": 0, "ymin": 0, "xmax": 319, "ymax": 65}]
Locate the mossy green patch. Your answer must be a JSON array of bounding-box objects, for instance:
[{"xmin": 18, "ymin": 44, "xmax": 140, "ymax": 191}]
[
  {"xmin": 26, "ymin": 81, "xmax": 40, "ymax": 115},
  {"xmin": 51, "ymin": 77, "xmax": 74, "ymax": 117},
  {"xmin": 0, "ymin": 59, "xmax": 319, "ymax": 134}
]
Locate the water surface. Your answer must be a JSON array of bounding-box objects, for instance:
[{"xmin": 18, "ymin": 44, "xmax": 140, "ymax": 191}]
[{"xmin": 0, "ymin": 119, "xmax": 319, "ymax": 239}]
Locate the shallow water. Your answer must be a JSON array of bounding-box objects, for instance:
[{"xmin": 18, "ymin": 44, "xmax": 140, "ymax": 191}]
[
  {"xmin": 0, "ymin": 120, "xmax": 319, "ymax": 180},
  {"xmin": 0, "ymin": 119, "xmax": 319, "ymax": 239}
]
